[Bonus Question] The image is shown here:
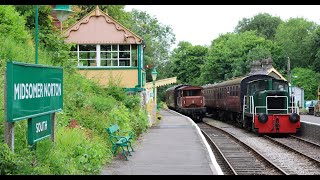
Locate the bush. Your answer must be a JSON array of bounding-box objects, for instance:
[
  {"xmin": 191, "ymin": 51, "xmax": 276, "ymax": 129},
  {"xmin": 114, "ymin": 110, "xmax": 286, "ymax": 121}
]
[
  {"xmin": 0, "ymin": 143, "xmax": 18, "ymax": 175},
  {"xmin": 0, "ymin": 5, "xmax": 29, "ymax": 43},
  {"xmin": 34, "ymin": 127, "xmax": 111, "ymax": 174}
]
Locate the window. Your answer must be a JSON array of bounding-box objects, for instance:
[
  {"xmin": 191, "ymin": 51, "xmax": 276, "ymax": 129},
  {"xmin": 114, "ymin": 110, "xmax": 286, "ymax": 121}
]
[
  {"xmin": 273, "ymin": 81, "xmax": 288, "ymax": 91},
  {"xmin": 100, "ymin": 45, "xmax": 118, "ymax": 66},
  {"xmin": 79, "ymin": 45, "xmax": 96, "ymax": 66},
  {"xmin": 71, "ymin": 44, "xmax": 137, "ymax": 67}
]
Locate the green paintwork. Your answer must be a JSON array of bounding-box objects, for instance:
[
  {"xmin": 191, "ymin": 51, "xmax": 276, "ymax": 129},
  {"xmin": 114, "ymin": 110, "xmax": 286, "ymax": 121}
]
[
  {"xmin": 35, "ymin": 5, "xmax": 38, "ymax": 64},
  {"xmin": 106, "ymin": 124, "xmax": 134, "ymax": 161},
  {"xmin": 246, "ymin": 78, "xmax": 289, "ymax": 115},
  {"xmin": 125, "ymin": 87, "xmax": 145, "ymax": 93},
  {"xmin": 6, "ymin": 62, "xmax": 63, "ymax": 122},
  {"xmin": 77, "ymin": 67, "xmax": 138, "ymax": 70},
  {"xmin": 142, "ymin": 71, "xmax": 146, "ymax": 86},
  {"xmin": 28, "ymin": 114, "xmax": 51, "ymax": 145},
  {"xmin": 138, "ymin": 44, "xmax": 142, "ymax": 88},
  {"xmin": 53, "ymin": 5, "xmax": 73, "ymax": 12}
]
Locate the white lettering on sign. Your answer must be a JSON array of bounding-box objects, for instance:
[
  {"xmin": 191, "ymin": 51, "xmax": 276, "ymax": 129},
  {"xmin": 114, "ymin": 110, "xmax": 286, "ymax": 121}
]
[
  {"xmin": 14, "ymin": 83, "xmax": 61, "ymax": 100},
  {"xmin": 36, "ymin": 121, "xmax": 48, "ymax": 133}
]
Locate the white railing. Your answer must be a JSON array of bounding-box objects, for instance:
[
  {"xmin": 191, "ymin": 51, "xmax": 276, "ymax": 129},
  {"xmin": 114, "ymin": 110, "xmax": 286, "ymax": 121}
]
[
  {"xmin": 243, "ymin": 95, "xmax": 299, "ymax": 124},
  {"xmin": 243, "ymin": 96, "xmax": 247, "ymax": 121},
  {"xmin": 266, "ymin": 96, "xmax": 299, "ymax": 114}
]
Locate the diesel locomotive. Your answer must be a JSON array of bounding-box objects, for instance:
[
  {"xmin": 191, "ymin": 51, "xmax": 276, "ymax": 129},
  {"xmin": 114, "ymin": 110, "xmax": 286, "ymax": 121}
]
[{"xmin": 203, "ymin": 74, "xmax": 300, "ymax": 134}]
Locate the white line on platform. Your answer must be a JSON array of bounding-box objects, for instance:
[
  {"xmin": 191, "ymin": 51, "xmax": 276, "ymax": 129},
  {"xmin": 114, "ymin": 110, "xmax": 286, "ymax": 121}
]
[{"xmin": 301, "ymin": 120, "xmax": 320, "ymax": 126}]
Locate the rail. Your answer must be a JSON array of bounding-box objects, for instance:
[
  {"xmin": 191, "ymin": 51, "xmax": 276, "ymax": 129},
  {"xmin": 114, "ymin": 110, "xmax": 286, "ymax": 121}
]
[{"xmin": 200, "ymin": 122, "xmax": 287, "ymax": 175}]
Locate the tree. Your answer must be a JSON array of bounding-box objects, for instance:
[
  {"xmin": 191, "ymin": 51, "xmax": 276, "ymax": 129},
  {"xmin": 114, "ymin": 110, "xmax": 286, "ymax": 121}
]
[
  {"xmin": 235, "ymin": 13, "xmax": 283, "ymax": 40},
  {"xmin": 275, "ymin": 18, "xmax": 318, "ymax": 70},
  {"xmin": 126, "ymin": 9, "xmax": 176, "ymax": 82},
  {"xmin": 170, "ymin": 41, "xmax": 208, "ymax": 85},
  {"xmin": 65, "ymin": 5, "xmax": 130, "ymax": 27},
  {"xmin": 14, "ymin": 5, "xmax": 52, "ymax": 33},
  {"xmin": 291, "ymin": 67, "xmax": 320, "ymax": 100},
  {"xmin": 13, "ymin": 5, "xmax": 74, "ymax": 66},
  {"xmin": 199, "ymin": 31, "xmax": 280, "ymax": 84},
  {"xmin": 0, "ymin": 5, "xmax": 30, "ymax": 43},
  {"xmin": 303, "ymin": 27, "xmax": 320, "ymax": 72},
  {"xmin": 247, "ymin": 45, "xmax": 271, "ymax": 61}
]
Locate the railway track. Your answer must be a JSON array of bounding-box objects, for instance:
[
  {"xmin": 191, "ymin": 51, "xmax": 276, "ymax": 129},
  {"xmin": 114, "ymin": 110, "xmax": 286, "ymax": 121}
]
[
  {"xmin": 264, "ymin": 135, "xmax": 320, "ymax": 165},
  {"xmin": 202, "ymin": 118, "xmax": 320, "ymax": 175},
  {"xmin": 198, "ymin": 122, "xmax": 286, "ymax": 175}
]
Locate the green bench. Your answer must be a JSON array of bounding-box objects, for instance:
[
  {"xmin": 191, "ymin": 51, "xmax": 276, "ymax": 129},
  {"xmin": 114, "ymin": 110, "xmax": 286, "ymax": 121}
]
[{"xmin": 106, "ymin": 124, "xmax": 134, "ymax": 160}]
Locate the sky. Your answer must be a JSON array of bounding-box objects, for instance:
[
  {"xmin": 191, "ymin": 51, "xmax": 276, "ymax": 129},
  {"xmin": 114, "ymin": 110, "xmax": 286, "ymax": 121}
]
[{"xmin": 124, "ymin": 5, "xmax": 320, "ymax": 49}]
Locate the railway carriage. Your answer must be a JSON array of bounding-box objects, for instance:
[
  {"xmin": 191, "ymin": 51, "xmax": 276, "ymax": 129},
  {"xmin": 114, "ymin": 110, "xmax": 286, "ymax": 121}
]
[
  {"xmin": 203, "ymin": 74, "xmax": 300, "ymax": 134},
  {"xmin": 166, "ymin": 84, "xmax": 206, "ymax": 122}
]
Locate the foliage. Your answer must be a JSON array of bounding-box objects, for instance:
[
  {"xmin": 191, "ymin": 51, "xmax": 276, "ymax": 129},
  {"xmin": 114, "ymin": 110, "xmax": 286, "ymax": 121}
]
[
  {"xmin": 33, "ymin": 127, "xmax": 110, "ymax": 174},
  {"xmin": 275, "ymin": 18, "xmax": 318, "ymax": 69},
  {"xmin": 0, "ymin": 5, "xmax": 30, "ymax": 43},
  {"xmin": 304, "ymin": 27, "xmax": 320, "ymax": 72},
  {"xmin": 171, "ymin": 41, "xmax": 208, "ymax": 85},
  {"xmin": 247, "ymin": 45, "xmax": 272, "ymax": 61},
  {"xmin": 14, "ymin": 5, "xmax": 74, "ymax": 66},
  {"xmin": 126, "ymin": 9, "xmax": 176, "ymax": 82},
  {"xmin": 235, "ymin": 13, "xmax": 283, "ymax": 40},
  {"xmin": 108, "ymin": 104, "xmax": 148, "ymax": 137},
  {"xmin": 0, "ymin": 143, "xmax": 18, "ymax": 175},
  {"xmin": 291, "ymin": 67, "xmax": 320, "ymax": 100},
  {"xmin": 129, "ymin": 108, "xmax": 149, "ymax": 135},
  {"xmin": 65, "ymin": 5, "xmax": 129, "ymax": 27},
  {"xmin": 199, "ymin": 31, "xmax": 279, "ymax": 84},
  {"xmin": 14, "ymin": 5, "xmax": 52, "ymax": 33}
]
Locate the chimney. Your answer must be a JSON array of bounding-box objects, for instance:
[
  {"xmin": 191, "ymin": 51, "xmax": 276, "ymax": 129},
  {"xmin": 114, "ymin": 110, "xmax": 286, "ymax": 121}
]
[
  {"xmin": 51, "ymin": 5, "xmax": 61, "ymax": 32},
  {"xmin": 261, "ymin": 57, "xmax": 273, "ymax": 71},
  {"xmin": 249, "ymin": 60, "xmax": 262, "ymax": 74}
]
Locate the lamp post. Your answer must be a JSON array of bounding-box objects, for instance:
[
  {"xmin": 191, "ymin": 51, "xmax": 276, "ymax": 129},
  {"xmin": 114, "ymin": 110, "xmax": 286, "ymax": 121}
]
[
  {"xmin": 151, "ymin": 68, "xmax": 158, "ymax": 102},
  {"xmin": 35, "ymin": 5, "xmax": 39, "ymax": 64},
  {"xmin": 34, "ymin": 5, "xmax": 73, "ymax": 64},
  {"xmin": 52, "ymin": 5, "xmax": 73, "ymax": 34}
]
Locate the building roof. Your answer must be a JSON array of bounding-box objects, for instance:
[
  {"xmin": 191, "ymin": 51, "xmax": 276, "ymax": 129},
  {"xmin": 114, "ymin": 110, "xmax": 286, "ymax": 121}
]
[
  {"xmin": 145, "ymin": 77, "xmax": 177, "ymax": 90},
  {"xmin": 248, "ymin": 59, "xmax": 286, "ymax": 81},
  {"xmin": 248, "ymin": 67, "xmax": 286, "ymax": 81},
  {"xmin": 64, "ymin": 6, "xmax": 143, "ymax": 44}
]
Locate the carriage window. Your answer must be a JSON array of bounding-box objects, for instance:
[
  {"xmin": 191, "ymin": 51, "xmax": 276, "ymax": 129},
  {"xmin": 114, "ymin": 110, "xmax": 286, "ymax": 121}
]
[{"xmin": 235, "ymin": 86, "xmax": 239, "ymax": 96}]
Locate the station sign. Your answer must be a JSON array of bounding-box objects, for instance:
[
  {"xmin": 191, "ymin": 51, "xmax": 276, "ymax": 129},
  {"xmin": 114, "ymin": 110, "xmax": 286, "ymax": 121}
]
[
  {"xmin": 28, "ymin": 114, "xmax": 51, "ymax": 145},
  {"xmin": 6, "ymin": 61, "xmax": 63, "ymax": 122}
]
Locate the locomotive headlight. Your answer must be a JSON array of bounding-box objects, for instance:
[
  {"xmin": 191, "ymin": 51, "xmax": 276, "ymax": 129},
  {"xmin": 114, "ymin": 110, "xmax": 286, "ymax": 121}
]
[
  {"xmin": 289, "ymin": 113, "xmax": 299, "ymax": 123},
  {"xmin": 258, "ymin": 113, "xmax": 268, "ymax": 123}
]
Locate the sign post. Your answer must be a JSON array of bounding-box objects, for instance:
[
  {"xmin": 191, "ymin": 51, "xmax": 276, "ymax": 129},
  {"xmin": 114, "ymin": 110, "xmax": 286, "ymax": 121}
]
[
  {"xmin": 5, "ymin": 61, "xmax": 63, "ymax": 150},
  {"xmin": 51, "ymin": 113, "xmax": 56, "ymax": 143},
  {"xmin": 4, "ymin": 71, "xmax": 15, "ymax": 152}
]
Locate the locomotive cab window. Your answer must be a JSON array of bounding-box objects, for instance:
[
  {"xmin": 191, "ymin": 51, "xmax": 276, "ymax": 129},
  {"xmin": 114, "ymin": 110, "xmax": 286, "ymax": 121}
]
[
  {"xmin": 256, "ymin": 80, "xmax": 267, "ymax": 91},
  {"xmin": 273, "ymin": 80, "xmax": 288, "ymax": 91},
  {"xmin": 248, "ymin": 80, "xmax": 267, "ymax": 95}
]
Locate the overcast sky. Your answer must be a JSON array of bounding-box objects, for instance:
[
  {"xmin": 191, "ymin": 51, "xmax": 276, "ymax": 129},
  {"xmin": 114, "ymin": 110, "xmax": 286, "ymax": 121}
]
[{"xmin": 124, "ymin": 5, "xmax": 320, "ymax": 49}]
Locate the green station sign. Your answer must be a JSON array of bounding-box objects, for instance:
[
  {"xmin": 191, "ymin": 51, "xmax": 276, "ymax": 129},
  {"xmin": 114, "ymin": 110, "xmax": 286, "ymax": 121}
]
[
  {"xmin": 6, "ymin": 61, "xmax": 63, "ymax": 122},
  {"xmin": 28, "ymin": 114, "xmax": 52, "ymax": 145}
]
